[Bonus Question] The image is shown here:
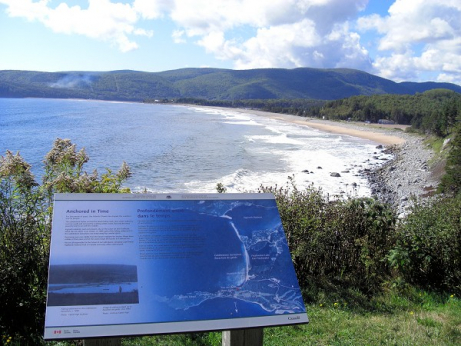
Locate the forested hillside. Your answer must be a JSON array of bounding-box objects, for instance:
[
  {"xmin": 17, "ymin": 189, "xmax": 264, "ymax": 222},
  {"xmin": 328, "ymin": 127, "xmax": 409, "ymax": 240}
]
[
  {"xmin": 1, "ymin": 68, "xmax": 460, "ymax": 102},
  {"xmin": 306, "ymin": 89, "xmax": 461, "ymax": 131}
]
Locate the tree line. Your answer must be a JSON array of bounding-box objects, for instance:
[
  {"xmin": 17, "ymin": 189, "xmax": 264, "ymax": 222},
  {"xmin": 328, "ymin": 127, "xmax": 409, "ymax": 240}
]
[{"xmin": 156, "ymin": 89, "xmax": 461, "ymax": 137}]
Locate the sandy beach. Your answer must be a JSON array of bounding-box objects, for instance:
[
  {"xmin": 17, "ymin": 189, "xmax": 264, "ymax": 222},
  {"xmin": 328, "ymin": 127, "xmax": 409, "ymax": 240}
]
[{"xmin": 225, "ymin": 108, "xmax": 408, "ymax": 146}]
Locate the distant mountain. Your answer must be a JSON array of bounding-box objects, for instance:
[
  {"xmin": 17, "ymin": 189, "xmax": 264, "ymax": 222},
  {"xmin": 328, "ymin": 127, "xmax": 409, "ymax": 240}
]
[{"xmin": 0, "ymin": 68, "xmax": 460, "ymax": 102}]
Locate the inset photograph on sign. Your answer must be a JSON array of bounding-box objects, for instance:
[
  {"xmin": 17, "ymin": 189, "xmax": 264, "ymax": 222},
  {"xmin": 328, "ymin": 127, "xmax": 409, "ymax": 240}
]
[{"xmin": 47, "ymin": 264, "xmax": 139, "ymax": 306}]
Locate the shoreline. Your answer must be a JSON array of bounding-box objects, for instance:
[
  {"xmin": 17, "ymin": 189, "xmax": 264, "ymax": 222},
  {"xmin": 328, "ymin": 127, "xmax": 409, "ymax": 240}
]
[
  {"xmin": 194, "ymin": 106, "xmax": 440, "ymax": 216},
  {"xmin": 5, "ymin": 99, "xmax": 442, "ymax": 215},
  {"xmin": 221, "ymin": 107, "xmax": 408, "ymax": 146}
]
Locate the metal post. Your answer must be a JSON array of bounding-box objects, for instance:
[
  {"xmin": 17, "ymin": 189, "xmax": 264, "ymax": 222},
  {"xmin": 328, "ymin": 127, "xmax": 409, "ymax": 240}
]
[{"xmin": 222, "ymin": 328, "xmax": 263, "ymax": 346}]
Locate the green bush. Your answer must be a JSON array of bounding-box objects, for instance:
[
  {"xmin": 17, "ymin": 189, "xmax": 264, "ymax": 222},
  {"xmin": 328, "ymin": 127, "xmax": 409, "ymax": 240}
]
[
  {"xmin": 390, "ymin": 195, "xmax": 461, "ymax": 294},
  {"xmin": 42, "ymin": 138, "xmax": 131, "ymax": 196},
  {"xmin": 0, "ymin": 139, "xmax": 131, "ymax": 344},
  {"xmin": 0, "ymin": 151, "xmax": 49, "ymax": 345},
  {"xmin": 324, "ymin": 197, "xmax": 396, "ymax": 293},
  {"xmin": 260, "ymin": 179, "xmax": 397, "ymax": 296}
]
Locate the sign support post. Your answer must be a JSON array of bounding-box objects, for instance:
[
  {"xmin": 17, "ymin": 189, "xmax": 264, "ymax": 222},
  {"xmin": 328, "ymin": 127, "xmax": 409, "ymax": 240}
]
[
  {"xmin": 222, "ymin": 328, "xmax": 263, "ymax": 346},
  {"xmin": 83, "ymin": 338, "xmax": 121, "ymax": 346}
]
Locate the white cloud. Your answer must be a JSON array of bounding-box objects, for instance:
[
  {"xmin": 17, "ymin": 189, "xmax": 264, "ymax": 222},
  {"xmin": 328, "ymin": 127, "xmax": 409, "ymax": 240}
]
[
  {"xmin": 358, "ymin": 0, "xmax": 461, "ymax": 84},
  {"xmin": 172, "ymin": 30, "xmax": 186, "ymax": 44},
  {"xmin": 0, "ymin": 0, "xmax": 153, "ymax": 52},
  {"xmin": 0, "ymin": 0, "xmax": 49, "ymax": 21},
  {"xmin": 169, "ymin": 0, "xmax": 368, "ymax": 35},
  {"xmin": 171, "ymin": 0, "xmax": 371, "ymax": 71},
  {"xmin": 228, "ymin": 19, "xmax": 321, "ymax": 68},
  {"xmin": 372, "ymin": 53, "xmax": 420, "ymax": 82},
  {"xmin": 1, "ymin": 0, "xmax": 371, "ymax": 69},
  {"xmin": 133, "ymin": 0, "xmax": 166, "ymax": 20},
  {"xmin": 437, "ymin": 73, "xmax": 460, "ymax": 84}
]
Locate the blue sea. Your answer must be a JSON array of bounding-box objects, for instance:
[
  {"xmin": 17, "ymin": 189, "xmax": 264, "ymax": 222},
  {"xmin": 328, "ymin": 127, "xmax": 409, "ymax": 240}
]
[{"xmin": 0, "ymin": 98, "xmax": 389, "ymax": 196}]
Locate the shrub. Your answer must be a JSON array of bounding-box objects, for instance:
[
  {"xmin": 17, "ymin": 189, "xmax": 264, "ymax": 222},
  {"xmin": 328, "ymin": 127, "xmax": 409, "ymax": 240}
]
[
  {"xmin": 0, "ymin": 139, "xmax": 131, "ymax": 344},
  {"xmin": 390, "ymin": 195, "xmax": 461, "ymax": 294},
  {"xmin": 0, "ymin": 151, "xmax": 49, "ymax": 345},
  {"xmin": 324, "ymin": 198, "xmax": 396, "ymax": 293},
  {"xmin": 42, "ymin": 138, "xmax": 131, "ymax": 196},
  {"xmin": 260, "ymin": 178, "xmax": 397, "ymax": 295}
]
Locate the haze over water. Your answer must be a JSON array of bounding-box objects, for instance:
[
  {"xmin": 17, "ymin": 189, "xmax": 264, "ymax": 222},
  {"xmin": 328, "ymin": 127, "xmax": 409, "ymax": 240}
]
[{"xmin": 0, "ymin": 98, "xmax": 390, "ymax": 197}]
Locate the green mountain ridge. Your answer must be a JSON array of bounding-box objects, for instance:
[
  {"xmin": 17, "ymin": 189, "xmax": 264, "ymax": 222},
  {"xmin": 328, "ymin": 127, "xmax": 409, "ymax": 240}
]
[{"xmin": 1, "ymin": 67, "xmax": 460, "ymax": 102}]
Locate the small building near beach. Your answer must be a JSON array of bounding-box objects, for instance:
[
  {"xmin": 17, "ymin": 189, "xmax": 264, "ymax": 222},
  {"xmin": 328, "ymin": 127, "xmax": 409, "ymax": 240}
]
[{"xmin": 378, "ymin": 119, "xmax": 395, "ymax": 125}]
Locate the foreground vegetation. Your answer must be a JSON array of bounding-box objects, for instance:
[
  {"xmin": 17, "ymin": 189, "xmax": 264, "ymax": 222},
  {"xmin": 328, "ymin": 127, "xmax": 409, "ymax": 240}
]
[
  {"xmin": 1, "ymin": 116, "xmax": 461, "ymax": 344},
  {"xmin": 0, "ymin": 139, "xmax": 131, "ymax": 345}
]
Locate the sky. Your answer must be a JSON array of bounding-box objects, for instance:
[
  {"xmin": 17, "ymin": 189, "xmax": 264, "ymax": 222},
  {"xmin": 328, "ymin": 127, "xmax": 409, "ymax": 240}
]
[{"xmin": 0, "ymin": 0, "xmax": 460, "ymax": 85}]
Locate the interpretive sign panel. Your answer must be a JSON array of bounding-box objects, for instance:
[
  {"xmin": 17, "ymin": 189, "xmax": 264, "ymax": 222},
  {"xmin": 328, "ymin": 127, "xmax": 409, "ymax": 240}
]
[{"xmin": 44, "ymin": 193, "xmax": 308, "ymax": 339}]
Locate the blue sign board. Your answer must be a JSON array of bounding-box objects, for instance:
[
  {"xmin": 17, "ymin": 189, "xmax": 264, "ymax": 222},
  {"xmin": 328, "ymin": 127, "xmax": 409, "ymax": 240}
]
[{"xmin": 44, "ymin": 193, "xmax": 308, "ymax": 339}]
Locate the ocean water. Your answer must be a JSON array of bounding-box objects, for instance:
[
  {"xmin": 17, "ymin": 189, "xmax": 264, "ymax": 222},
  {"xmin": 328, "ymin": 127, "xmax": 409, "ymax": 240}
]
[
  {"xmin": 0, "ymin": 98, "xmax": 390, "ymax": 197},
  {"xmin": 48, "ymin": 282, "xmax": 137, "ymax": 294}
]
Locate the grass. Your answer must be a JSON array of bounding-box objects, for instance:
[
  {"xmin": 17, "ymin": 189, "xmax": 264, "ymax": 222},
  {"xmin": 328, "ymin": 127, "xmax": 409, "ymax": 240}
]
[
  {"xmin": 422, "ymin": 135, "xmax": 449, "ymax": 185},
  {"xmin": 35, "ymin": 288, "xmax": 460, "ymax": 346},
  {"xmin": 265, "ymin": 301, "xmax": 460, "ymax": 345},
  {"xmin": 113, "ymin": 289, "xmax": 461, "ymax": 346},
  {"xmin": 262, "ymin": 289, "xmax": 460, "ymax": 346},
  {"xmin": 428, "ymin": 136, "xmax": 445, "ymax": 154}
]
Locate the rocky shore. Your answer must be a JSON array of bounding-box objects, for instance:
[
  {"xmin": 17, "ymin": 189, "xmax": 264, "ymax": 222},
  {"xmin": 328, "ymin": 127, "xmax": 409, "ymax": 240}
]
[
  {"xmin": 362, "ymin": 131, "xmax": 440, "ymax": 217},
  {"xmin": 285, "ymin": 118, "xmax": 442, "ymax": 216},
  {"xmin": 295, "ymin": 117, "xmax": 441, "ymax": 216}
]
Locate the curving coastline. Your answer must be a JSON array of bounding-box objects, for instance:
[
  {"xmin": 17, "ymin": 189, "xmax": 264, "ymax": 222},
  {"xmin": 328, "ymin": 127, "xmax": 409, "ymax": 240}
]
[{"xmin": 217, "ymin": 107, "xmax": 441, "ymax": 215}]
